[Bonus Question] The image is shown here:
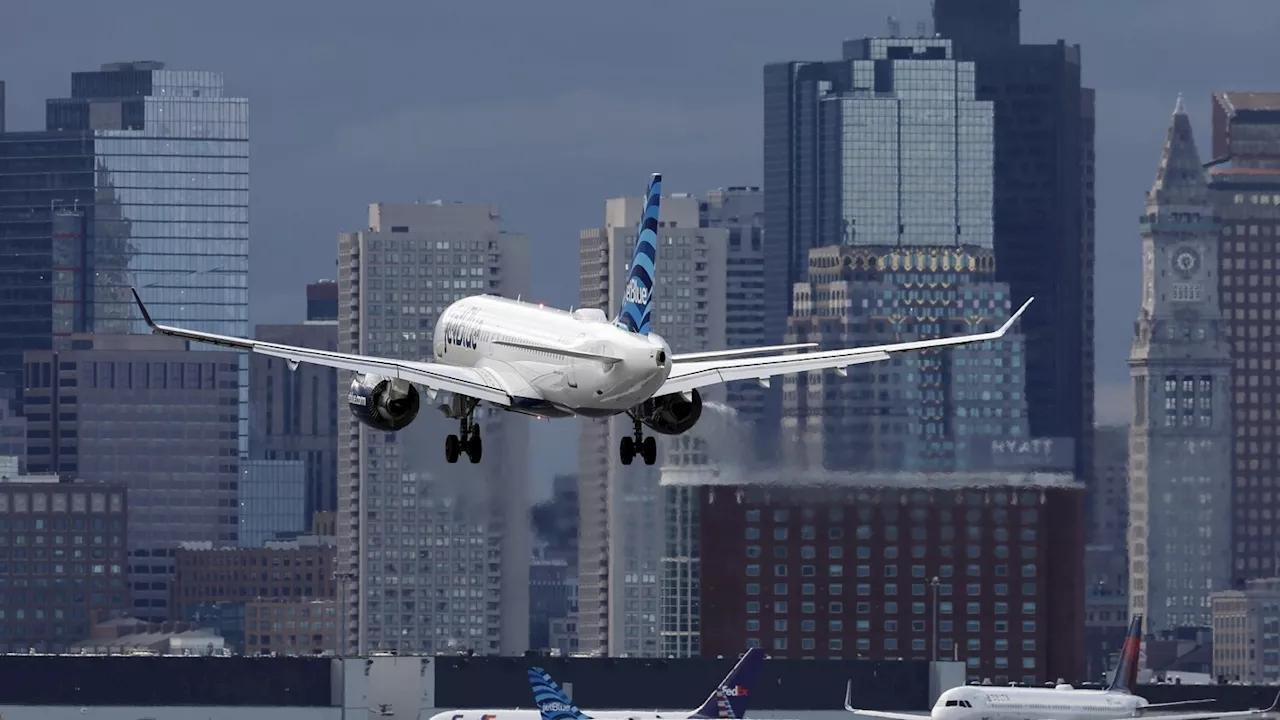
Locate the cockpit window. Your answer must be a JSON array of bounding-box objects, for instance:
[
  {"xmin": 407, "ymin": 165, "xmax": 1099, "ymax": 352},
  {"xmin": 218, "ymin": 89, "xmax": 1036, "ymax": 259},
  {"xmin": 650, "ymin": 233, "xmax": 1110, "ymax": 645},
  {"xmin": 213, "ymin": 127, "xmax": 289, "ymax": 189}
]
[{"xmin": 945, "ymin": 702, "xmax": 958, "ymax": 707}]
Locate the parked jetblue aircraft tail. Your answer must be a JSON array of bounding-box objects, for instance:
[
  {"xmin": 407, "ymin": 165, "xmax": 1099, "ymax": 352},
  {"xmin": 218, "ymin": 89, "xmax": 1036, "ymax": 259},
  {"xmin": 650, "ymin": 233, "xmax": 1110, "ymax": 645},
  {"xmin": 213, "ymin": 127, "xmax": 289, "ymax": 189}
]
[
  {"xmin": 528, "ymin": 647, "xmax": 765, "ymax": 720},
  {"xmin": 528, "ymin": 667, "xmax": 590, "ymax": 720}
]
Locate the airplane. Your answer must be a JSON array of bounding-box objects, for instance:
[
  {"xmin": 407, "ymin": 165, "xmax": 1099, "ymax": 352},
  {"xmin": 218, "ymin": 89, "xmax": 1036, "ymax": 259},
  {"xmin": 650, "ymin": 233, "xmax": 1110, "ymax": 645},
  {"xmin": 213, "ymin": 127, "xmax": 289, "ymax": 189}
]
[
  {"xmin": 129, "ymin": 172, "xmax": 1034, "ymax": 466},
  {"xmin": 844, "ymin": 614, "xmax": 1280, "ymax": 720},
  {"xmin": 426, "ymin": 646, "xmax": 764, "ymax": 720}
]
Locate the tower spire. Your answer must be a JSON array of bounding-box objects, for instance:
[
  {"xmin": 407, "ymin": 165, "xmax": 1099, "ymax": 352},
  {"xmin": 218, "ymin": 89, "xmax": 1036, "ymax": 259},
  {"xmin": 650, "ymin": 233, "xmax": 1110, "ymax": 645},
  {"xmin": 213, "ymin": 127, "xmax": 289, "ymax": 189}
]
[{"xmin": 1148, "ymin": 95, "xmax": 1207, "ymax": 211}]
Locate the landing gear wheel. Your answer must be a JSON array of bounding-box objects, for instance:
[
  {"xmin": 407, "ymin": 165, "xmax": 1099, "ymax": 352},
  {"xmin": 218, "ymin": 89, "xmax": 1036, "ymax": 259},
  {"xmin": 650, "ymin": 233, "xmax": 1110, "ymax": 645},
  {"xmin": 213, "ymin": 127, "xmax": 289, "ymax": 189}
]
[
  {"xmin": 641, "ymin": 436, "xmax": 658, "ymax": 466},
  {"xmin": 466, "ymin": 433, "xmax": 483, "ymax": 464},
  {"xmin": 620, "ymin": 436, "xmax": 635, "ymax": 465},
  {"xmin": 444, "ymin": 434, "xmax": 461, "ymax": 464}
]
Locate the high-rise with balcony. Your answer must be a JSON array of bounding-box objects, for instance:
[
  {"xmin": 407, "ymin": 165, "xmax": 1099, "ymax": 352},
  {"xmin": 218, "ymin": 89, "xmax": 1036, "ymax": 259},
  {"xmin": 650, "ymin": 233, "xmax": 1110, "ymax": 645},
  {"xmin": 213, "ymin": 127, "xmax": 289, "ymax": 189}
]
[
  {"xmin": 1127, "ymin": 99, "xmax": 1232, "ymax": 633},
  {"xmin": 1205, "ymin": 92, "xmax": 1280, "ymax": 584},
  {"xmin": 577, "ymin": 191, "xmax": 730, "ymax": 656},
  {"xmin": 338, "ymin": 201, "xmax": 531, "ymax": 655}
]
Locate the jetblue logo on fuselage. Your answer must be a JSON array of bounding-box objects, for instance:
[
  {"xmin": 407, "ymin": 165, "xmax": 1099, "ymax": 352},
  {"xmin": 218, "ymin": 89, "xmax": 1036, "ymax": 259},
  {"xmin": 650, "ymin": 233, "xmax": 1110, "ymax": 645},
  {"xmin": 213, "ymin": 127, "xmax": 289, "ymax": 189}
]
[
  {"xmin": 444, "ymin": 306, "xmax": 483, "ymax": 351},
  {"xmin": 624, "ymin": 277, "xmax": 650, "ymax": 306}
]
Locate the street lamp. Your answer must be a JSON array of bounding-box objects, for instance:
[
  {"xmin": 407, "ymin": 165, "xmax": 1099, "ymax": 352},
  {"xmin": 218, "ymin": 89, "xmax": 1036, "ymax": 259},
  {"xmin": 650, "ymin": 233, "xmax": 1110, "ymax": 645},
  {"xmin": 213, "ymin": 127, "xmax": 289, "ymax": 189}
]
[{"xmin": 930, "ymin": 576, "xmax": 941, "ymax": 663}]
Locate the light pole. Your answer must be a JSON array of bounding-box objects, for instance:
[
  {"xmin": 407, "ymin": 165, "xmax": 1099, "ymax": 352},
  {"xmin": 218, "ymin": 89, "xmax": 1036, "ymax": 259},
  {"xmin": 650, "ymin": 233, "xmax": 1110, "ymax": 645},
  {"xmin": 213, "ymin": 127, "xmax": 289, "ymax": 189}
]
[{"xmin": 930, "ymin": 576, "xmax": 941, "ymax": 663}]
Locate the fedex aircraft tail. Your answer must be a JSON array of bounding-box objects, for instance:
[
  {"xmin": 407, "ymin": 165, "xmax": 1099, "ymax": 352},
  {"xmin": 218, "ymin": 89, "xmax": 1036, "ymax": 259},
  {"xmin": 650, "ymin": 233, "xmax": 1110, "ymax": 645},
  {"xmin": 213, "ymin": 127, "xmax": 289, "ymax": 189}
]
[
  {"xmin": 614, "ymin": 172, "xmax": 662, "ymax": 336},
  {"xmin": 690, "ymin": 647, "xmax": 765, "ymax": 719},
  {"xmin": 528, "ymin": 667, "xmax": 592, "ymax": 720},
  {"xmin": 1107, "ymin": 613, "xmax": 1143, "ymax": 694}
]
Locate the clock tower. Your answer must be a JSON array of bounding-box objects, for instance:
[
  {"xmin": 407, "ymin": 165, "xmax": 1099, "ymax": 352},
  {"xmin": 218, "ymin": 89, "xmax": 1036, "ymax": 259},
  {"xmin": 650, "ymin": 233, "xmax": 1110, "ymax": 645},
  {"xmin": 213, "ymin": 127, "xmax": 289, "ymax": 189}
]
[{"xmin": 1128, "ymin": 95, "xmax": 1232, "ymax": 632}]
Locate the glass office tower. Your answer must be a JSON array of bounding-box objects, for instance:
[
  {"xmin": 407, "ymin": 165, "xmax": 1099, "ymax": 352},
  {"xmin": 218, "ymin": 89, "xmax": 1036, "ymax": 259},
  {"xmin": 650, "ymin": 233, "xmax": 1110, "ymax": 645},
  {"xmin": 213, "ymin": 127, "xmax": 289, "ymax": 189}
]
[{"xmin": 46, "ymin": 61, "xmax": 250, "ymax": 453}]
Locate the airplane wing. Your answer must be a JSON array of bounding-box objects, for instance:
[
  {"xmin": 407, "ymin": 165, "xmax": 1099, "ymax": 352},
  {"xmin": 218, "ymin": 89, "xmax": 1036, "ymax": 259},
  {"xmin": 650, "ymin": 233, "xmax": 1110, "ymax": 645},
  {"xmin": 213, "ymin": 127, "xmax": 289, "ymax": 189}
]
[
  {"xmin": 657, "ymin": 298, "xmax": 1033, "ymax": 398},
  {"xmin": 844, "ymin": 681, "xmax": 930, "ymax": 720},
  {"xmin": 129, "ymin": 289, "xmax": 514, "ymax": 406},
  {"xmin": 1128, "ymin": 693, "xmax": 1280, "ymax": 720}
]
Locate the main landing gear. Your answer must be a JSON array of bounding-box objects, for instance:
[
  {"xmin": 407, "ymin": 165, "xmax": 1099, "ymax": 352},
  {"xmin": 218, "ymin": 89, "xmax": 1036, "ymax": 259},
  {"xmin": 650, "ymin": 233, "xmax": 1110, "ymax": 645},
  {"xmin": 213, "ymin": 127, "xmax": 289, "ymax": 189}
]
[
  {"xmin": 442, "ymin": 396, "xmax": 482, "ymax": 464},
  {"xmin": 620, "ymin": 416, "xmax": 658, "ymax": 466}
]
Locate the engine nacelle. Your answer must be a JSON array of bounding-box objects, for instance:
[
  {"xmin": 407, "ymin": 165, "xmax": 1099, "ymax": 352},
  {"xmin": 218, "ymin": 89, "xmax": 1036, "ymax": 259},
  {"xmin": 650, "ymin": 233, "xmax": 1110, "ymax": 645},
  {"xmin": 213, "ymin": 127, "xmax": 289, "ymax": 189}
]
[
  {"xmin": 632, "ymin": 389, "xmax": 703, "ymax": 435},
  {"xmin": 347, "ymin": 374, "xmax": 421, "ymax": 432}
]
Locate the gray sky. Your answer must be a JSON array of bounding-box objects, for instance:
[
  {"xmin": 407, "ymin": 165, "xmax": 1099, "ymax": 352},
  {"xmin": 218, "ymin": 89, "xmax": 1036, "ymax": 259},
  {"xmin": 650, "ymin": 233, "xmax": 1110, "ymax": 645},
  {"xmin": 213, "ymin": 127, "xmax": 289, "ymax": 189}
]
[{"xmin": 4, "ymin": 0, "xmax": 1279, "ymax": 493}]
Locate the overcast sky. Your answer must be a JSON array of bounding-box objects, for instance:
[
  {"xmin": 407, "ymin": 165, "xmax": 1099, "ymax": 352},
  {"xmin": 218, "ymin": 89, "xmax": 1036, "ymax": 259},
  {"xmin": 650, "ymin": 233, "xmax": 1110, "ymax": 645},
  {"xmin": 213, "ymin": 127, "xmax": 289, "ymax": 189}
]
[{"xmin": 4, "ymin": 0, "xmax": 1279, "ymax": 493}]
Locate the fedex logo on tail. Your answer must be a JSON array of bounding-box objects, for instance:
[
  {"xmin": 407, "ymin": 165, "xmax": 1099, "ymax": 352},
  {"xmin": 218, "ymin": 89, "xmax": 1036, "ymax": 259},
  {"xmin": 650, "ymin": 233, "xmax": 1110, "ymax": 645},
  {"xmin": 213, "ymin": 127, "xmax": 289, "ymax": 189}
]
[{"xmin": 719, "ymin": 686, "xmax": 748, "ymax": 698}]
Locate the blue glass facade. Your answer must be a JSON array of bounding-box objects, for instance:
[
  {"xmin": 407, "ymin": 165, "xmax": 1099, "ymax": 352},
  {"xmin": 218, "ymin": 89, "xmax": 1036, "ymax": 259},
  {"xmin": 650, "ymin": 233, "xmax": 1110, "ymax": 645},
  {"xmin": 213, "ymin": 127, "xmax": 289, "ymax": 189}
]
[
  {"xmin": 775, "ymin": 40, "xmax": 1025, "ymax": 473},
  {"xmin": 45, "ymin": 63, "xmax": 250, "ymax": 453},
  {"xmin": 239, "ymin": 459, "xmax": 306, "ymax": 548},
  {"xmin": 783, "ymin": 246, "xmax": 1027, "ymax": 472}
]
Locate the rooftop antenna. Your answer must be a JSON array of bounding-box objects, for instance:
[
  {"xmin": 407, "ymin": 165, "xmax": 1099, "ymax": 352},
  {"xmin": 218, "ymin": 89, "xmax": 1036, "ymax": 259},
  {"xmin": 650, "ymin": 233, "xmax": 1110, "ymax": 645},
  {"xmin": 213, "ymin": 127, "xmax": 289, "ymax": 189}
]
[{"xmin": 887, "ymin": 16, "xmax": 901, "ymax": 38}]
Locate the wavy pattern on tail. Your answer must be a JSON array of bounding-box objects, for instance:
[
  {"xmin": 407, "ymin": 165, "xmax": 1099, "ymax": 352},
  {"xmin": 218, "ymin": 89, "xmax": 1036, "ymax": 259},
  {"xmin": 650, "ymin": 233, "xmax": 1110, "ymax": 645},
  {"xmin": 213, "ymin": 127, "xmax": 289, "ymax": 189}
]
[
  {"xmin": 614, "ymin": 172, "xmax": 662, "ymax": 336},
  {"xmin": 528, "ymin": 667, "xmax": 592, "ymax": 720}
]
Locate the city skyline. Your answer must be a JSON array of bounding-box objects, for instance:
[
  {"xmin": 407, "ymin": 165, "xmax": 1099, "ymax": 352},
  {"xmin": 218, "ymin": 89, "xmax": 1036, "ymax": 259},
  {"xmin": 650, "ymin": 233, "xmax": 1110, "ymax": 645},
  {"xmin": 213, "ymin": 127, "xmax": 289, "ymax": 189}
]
[{"xmin": 4, "ymin": 0, "xmax": 1280, "ymax": 483}]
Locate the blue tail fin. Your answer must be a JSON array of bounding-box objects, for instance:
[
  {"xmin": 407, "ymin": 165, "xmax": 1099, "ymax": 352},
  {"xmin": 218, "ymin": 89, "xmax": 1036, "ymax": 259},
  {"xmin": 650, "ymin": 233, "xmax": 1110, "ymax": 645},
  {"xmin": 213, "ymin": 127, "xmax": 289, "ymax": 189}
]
[
  {"xmin": 528, "ymin": 667, "xmax": 592, "ymax": 720},
  {"xmin": 689, "ymin": 648, "xmax": 765, "ymax": 719},
  {"xmin": 613, "ymin": 172, "xmax": 662, "ymax": 336}
]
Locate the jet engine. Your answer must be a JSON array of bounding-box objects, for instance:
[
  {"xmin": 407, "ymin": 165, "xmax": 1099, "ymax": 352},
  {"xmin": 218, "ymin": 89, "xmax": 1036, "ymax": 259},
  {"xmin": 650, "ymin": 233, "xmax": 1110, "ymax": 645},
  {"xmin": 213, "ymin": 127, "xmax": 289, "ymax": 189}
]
[
  {"xmin": 347, "ymin": 374, "xmax": 421, "ymax": 432},
  {"xmin": 631, "ymin": 389, "xmax": 703, "ymax": 435}
]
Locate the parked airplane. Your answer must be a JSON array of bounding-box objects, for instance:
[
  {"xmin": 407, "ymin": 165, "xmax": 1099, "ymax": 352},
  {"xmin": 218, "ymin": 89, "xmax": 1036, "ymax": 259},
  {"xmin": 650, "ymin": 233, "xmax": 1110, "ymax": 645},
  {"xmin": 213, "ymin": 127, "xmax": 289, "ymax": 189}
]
[
  {"xmin": 845, "ymin": 614, "xmax": 1280, "ymax": 720},
  {"xmin": 427, "ymin": 647, "xmax": 764, "ymax": 720},
  {"xmin": 130, "ymin": 172, "xmax": 1032, "ymax": 466}
]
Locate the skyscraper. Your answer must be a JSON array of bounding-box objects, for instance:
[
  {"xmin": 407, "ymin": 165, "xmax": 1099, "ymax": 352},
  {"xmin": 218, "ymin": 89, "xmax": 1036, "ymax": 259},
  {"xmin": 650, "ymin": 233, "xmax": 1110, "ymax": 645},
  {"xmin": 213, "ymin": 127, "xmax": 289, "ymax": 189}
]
[
  {"xmin": 577, "ymin": 192, "xmax": 730, "ymax": 656},
  {"xmin": 768, "ymin": 36, "xmax": 1027, "ymax": 472},
  {"xmin": 0, "ymin": 62, "xmax": 250, "ymax": 443},
  {"xmin": 932, "ymin": 0, "xmax": 1097, "ymax": 531},
  {"xmin": 337, "ymin": 201, "xmax": 531, "ymax": 655},
  {"xmin": 1206, "ymin": 92, "xmax": 1280, "ymax": 583},
  {"xmin": 1127, "ymin": 98, "xmax": 1232, "ymax": 632}
]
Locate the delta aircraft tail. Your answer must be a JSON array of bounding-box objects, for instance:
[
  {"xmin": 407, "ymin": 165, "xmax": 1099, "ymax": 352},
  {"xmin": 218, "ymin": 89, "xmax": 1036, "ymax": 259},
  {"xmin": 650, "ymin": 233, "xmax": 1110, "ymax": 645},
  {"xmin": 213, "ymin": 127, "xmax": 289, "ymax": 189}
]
[
  {"xmin": 614, "ymin": 173, "xmax": 662, "ymax": 336},
  {"xmin": 1106, "ymin": 613, "xmax": 1142, "ymax": 694}
]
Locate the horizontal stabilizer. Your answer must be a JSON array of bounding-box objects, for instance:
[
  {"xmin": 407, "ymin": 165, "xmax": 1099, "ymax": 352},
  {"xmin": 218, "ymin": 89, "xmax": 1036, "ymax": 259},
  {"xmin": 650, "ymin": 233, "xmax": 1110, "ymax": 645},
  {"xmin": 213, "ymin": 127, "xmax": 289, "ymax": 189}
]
[
  {"xmin": 672, "ymin": 343, "xmax": 819, "ymax": 362},
  {"xmin": 494, "ymin": 339, "xmax": 621, "ymax": 365}
]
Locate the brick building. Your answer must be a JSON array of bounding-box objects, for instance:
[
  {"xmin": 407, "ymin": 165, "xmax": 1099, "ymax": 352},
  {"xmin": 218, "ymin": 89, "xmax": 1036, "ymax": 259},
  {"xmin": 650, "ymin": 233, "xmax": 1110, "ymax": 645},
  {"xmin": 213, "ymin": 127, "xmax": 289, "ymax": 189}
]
[
  {"xmin": 245, "ymin": 599, "xmax": 338, "ymax": 656},
  {"xmin": 171, "ymin": 540, "xmax": 336, "ymax": 617},
  {"xmin": 696, "ymin": 471, "xmax": 1084, "ymax": 684},
  {"xmin": 0, "ymin": 475, "xmax": 129, "ymax": 652}
]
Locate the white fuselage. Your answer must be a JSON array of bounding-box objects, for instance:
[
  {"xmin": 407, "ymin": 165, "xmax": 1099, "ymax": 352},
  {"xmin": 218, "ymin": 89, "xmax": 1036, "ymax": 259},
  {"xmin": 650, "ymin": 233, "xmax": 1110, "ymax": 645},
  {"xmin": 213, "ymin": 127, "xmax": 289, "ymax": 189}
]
[
  {"xmin": 932, "ymin": 686, "xmax": 1146, "ymax": 720},
  {"xmin": 431, "ymin": 295, "xmax": 672, "ymax": 418}
]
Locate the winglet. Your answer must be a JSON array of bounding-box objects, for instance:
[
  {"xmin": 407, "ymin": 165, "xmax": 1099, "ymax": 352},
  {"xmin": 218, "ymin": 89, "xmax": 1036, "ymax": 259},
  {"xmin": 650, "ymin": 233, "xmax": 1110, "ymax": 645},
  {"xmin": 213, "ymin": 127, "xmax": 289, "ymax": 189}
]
[
  {"xmin": 844, "ymin": 680, "xmax": 855, "ymax": 712},
  {"xmin": 1262, "ymin": 689, "xmax": 1280, "ymax": 714},
  {"xmin": 131, "ymin": 287, "xmax": 157, "ymax": 329},
  {"xmin": 996, "ymin": 297, "xmax": 1033, "ymax": 336}
]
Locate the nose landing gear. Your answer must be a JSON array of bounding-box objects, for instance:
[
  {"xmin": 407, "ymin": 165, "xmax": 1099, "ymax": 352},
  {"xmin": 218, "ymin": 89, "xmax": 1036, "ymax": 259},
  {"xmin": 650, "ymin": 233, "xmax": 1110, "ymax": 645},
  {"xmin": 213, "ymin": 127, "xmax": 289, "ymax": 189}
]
[
  {"xmin": 619, "ymin": 416, "xmax": 657, "ymax": 466},
  {"xmin": 442, "ymin": 396, "xmax": 483, "ymax": 464}
]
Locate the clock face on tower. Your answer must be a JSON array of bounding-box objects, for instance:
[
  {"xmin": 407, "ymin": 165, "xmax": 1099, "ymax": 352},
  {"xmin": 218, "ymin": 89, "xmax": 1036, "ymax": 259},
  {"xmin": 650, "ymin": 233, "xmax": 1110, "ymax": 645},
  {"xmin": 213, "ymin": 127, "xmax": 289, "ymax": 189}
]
[{"xmin": 1173, "ymin": 247, "xmax": 1200, "ymax": 276}]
